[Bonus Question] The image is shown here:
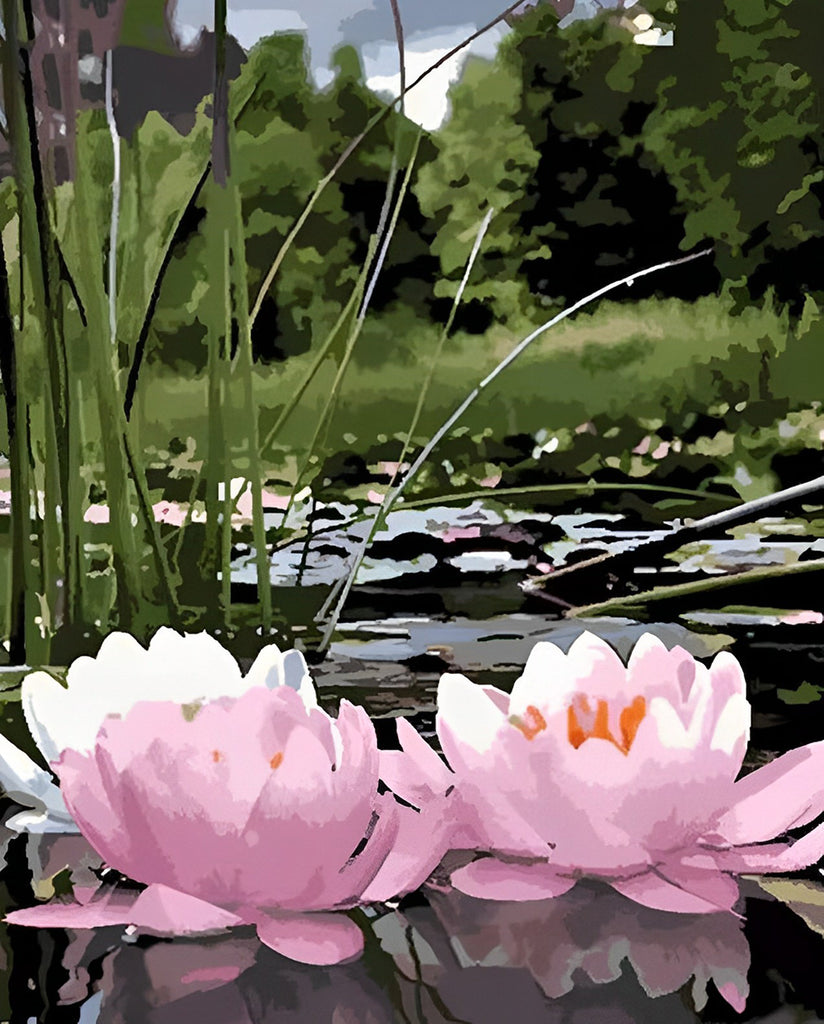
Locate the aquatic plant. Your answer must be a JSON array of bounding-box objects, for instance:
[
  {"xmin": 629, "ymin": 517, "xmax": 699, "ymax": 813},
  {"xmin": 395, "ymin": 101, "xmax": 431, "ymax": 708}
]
[
  {"xmin": 5, "ymin": 630, "xmax": 442, "ymax": 963},
  {"xmin": 383, "ymin": 632, "xmax": 824, "ymax": 913}
]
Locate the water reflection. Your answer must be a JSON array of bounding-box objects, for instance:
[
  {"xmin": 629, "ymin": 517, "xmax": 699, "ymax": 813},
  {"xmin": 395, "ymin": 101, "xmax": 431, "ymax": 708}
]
[
  {"xmin": 374, "ymin": 881, "xmax": 749, "ymax": 1022},
  {"xmin": 38, "ymin": 928, "xmax": 401, "ymax": 1024},
  {"xmin": 7, "ymin": 868, "xmax": 824, "ymax": 1022}
]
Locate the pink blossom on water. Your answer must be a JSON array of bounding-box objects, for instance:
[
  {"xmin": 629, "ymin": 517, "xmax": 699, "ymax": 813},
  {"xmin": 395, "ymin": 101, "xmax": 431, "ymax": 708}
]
[
  {"xmin": 8, "ymin": 631, "xmax": 446, "ymax": 963},
  {"xmin": 152, "ymin": 500, "xmax": 189, "ymax": 527},
  {"xmin": 383, "ymin": 632, "xmax": 824, "ymax": 915},
  {"xmin": 778, "ymin": 610, "xmax": 824, "ymax": 625},
  {"xmin": 479, "ymin": 472, "xmax": 502, "ymax": 488},
  {"xmin": 439, "ymin": 526, "xmax": 482, "ymax": 543},
  {"xmin": 83, "ymin": 504, "xmax": 110, "ymax": 524}
]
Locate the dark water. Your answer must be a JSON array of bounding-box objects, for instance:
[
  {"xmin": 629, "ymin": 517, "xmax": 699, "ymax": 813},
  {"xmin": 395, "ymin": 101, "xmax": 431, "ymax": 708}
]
[
  {"xmin": 3, "ymin": 840, "xmax": 824, "ymax": 1021},
  {"xmin": 3, "ymin": 502, "xmax": 824, "ymax": 1021}
]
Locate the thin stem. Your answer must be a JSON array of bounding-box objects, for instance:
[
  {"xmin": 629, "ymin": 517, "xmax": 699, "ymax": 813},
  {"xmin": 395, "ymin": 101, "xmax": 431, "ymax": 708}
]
[
  {"xmin": 317, "ymin": 247, "xmax": 714, "ymax": 649},
  {"xmin": 2, "ymin": 0, "xmax": 69, "ymax": 652},
  {"xmin": 525, "ymin": 472, "xmax": 824, "ymax": 590},
  {"xmin": 571, "ymin": 557, "xmax": 824, "ymax": 620},
  {"xmin": 0, "ymin": 213, "xmax": 27, "ymax": 661},
  {"xmin": 212, "ymin": 0, "xmax": 230, "ymax": 186},
  {"xmin": 122, "ymin": 161, "xmax": 211, "ymax": 420},
  {"xmin": 389, "ymin": 0, "xmax": 406, "ymax": 111},
  {"xmin": 231, "ymin": 185, "xmax": 272, "ymax": 629},
  {"xmin": 105, "ymin": 48, "xmax": 120, "ymax": 347},
  {"xmin": 259, "ymin": 286, "xmax": 360, "ymax": 457}
]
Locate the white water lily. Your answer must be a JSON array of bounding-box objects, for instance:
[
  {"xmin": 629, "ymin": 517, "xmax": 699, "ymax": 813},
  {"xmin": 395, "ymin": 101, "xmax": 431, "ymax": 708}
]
[{"xmin": 0, "ymin": 628, "xmax": 314, "ymax": 833}]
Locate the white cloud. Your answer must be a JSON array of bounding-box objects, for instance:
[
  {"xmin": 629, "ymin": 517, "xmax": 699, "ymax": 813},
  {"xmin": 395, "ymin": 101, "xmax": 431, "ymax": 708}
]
[{"xmin": 363, "ymin": 25, "xmax": 504, "ymax": 130}]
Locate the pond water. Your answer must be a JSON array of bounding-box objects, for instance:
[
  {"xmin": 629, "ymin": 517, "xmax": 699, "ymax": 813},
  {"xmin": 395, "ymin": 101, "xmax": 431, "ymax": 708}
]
[{"xmin": 2, "ymin": 498, "xmax": 824, "ymax": 1021}]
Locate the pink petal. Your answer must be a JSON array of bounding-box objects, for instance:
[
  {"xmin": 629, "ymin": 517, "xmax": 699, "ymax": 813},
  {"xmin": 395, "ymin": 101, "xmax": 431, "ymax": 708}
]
[
  {"xmin": 710, "ymin": 820, "xmax": 824, "ymax": 874},
  {"xmin": 319, "ymin": 793, "xmax": 401, "ymax": 910},
  {"xmin": 610, "ymin": 866, "xmax": 740, "ymax": 914},
  {"xmin": 716, "ymin": 741, "xmax": 824, "ymax": 845},
  {"xmin": 255, "ymin": 911, "xmax": 364, "ymax": 965},
  {"xmin": 564, "ymin": 631, "xmax": 628, "ymax": 700},
  {"xmin": 380, "ymin": 717, "xmax": 453, "ymax": 806},
  {"xmin": 435, "ymin": 717, "xmax": 557, "ymax": 858},
  {"xmin": 626, "ymin": 634, "xmax": 695, "ymax": 705},
  {"xmin": 717, "ymin": 980, "xmax": 748, "ymax": 1014},
  {"xmin": 450, "ymin": 858, "xmax": 577, "ymax": 901},
  {"xmin": 361, "ymin": 801, "xmax": 448, "ymax": 903},
  {"xmin": 6, "ymin": 888, "xmax": 139, "ymax": 929},
  {"xmin": 130, "ymin": 884, "xmax": 244, "ymax": 934},
  {"xmin": 6, "ymin": 884, "xmax": 243, "ymax": 936},
  {"xmin": 708, "ymin": 651, "xmax": 747, "ymax": 711}
]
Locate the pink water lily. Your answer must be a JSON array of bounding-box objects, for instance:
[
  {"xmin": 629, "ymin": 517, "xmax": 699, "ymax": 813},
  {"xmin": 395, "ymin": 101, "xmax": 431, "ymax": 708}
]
[
  {"xmin": 7, "ymin": 635, "xmax": 441, "ymax": 964},
  {"xmin": 383, "ymin": 631, "xmax": 824, "ymax": 914}
]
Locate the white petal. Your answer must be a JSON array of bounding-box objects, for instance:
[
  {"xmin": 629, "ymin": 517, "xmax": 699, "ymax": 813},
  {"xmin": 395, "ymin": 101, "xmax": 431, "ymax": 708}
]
[
  {"xmin": 0, "ymin": 729, "xmax": 58, "ymax": 803},
  {"xmin": 244, "ymin": 643, "xmax": 285, "ymax": 690},
  {"xmin": 436, "ymin": 673, "xmax": 506, "ymax": 755},
  {"xmin": 510, "ymin": 641, "xmax": 567, "ymax": 713},
  {"xmin": 245, "ymin": 645, "xmax": 318, "ymax": 708},
  {"xmin": 143, "ymin": 629, "xmax": 243, "ymax": 701},
  {"xmin": 6, "ymin": 808, "xmax": 79, "ymax": 834},
  {"xmin": 282, "ymin": 650, "xmax": 318, "ymax": 708},
  {"xmin": 566, "ymin": 631, "xmax": 627, "ymax": 699},
  {"xmin": 646, "ymin": 696, "xmax": 692, "ymax": 750},
  {"xmin": 89, "ymin": 630, "xmax": 146, "ymax": 671},
  {"xmin": 709, "ymin": 693, "xmax": 751, "ymax": 761},
  {"xmin": 22, "ymin": 670, "xmax": 70, "ymax": 763},
  {"xmin": 709, "ymin": 651, "xmax": 747, "ymax": 707}
]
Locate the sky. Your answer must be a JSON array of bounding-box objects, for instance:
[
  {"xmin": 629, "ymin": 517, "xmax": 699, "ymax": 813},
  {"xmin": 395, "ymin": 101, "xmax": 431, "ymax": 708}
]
[{"xmin": 168, "ymin": 1, "xmax": 632, "ymax": 129}]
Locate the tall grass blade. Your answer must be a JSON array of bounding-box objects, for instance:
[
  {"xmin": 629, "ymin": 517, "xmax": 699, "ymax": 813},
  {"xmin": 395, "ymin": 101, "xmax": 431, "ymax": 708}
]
[{"xmin": 230, "ymin": 184, "xmax": 272, "ymax": 629}]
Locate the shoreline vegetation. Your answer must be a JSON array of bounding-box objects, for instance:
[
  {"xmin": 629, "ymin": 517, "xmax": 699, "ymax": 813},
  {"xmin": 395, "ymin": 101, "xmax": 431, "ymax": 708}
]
[{"xmin": 0, "ymin": 0, "xmax": 821, "ymax": 661}]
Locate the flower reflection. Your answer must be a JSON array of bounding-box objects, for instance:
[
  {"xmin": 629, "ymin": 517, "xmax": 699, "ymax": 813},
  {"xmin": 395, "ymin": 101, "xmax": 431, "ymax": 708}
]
[
  {"xmin": 375, "ymin": 882, "xmax": 750, "ymax": 1018},
  {"xmin": 53, "ymin": 928, "xmax": 397, "ymax": 1024}
]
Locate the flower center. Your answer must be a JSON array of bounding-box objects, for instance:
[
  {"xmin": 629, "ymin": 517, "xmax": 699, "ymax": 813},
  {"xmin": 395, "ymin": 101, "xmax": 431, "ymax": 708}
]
[{"xmin": 567, "ymin": 695, "xmax": 646, "ymax": 755}]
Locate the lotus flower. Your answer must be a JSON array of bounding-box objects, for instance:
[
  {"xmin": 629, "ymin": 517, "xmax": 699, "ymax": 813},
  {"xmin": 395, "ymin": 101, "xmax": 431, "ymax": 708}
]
[
  {"xmin": 382, "ymin": 631, "xmax": 824, "ymax": 914},
  {"xmin": 6, "ymin": 631, "xmax": 441, "ymax": 963},
  {"xmin": 0, "ymin": 629, "xmax": 313, "ymax": 833}
]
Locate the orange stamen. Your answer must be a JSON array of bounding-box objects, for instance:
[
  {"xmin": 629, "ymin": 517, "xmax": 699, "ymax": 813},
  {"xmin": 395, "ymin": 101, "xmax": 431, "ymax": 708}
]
[
  {"xmin": 269, "ymin": 751, "xmax": 284, "ymax": 770},
  {"xmin": 211, "ymin": 750, "xmax": 223, "ymax": 763},
  {"xmin": 567, "ymin": 694, "xmax": 647, "ymax": 755},
  {"xmin": 591, "ymin": 699, "xmax": 611, "ymax": 741},
  {"xmin": 567, "ymin": 703, "xmax": 588, "ymax": 749},
  {"xmin": 510, "ymin": 704, "xmax": 547, "ymax": 741},
  {"xmin": 620, "ymin": 696, "xmax": 647, "ymax": 752}
]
